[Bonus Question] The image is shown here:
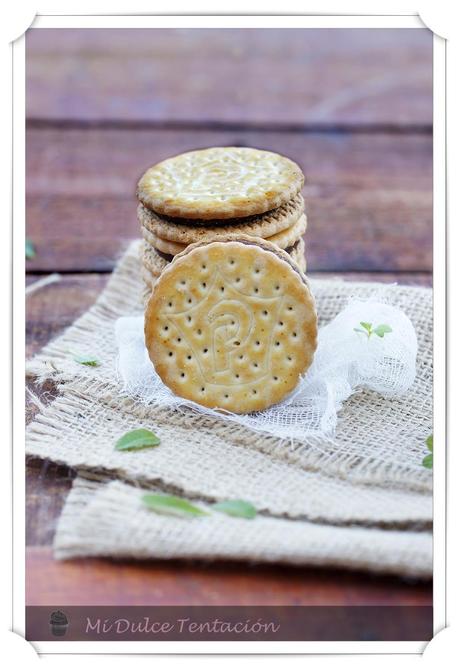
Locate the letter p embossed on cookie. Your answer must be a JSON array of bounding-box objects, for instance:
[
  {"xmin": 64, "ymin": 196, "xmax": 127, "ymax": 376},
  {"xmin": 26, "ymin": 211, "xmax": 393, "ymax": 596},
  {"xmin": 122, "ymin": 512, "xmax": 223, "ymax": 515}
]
[
  {"xmin": 168, "ymin": 269, "xmax": 282, "ymax": 384},
  {"xmin": 145, "ymin": 238, "xmax": 317, "ymax": 414}
]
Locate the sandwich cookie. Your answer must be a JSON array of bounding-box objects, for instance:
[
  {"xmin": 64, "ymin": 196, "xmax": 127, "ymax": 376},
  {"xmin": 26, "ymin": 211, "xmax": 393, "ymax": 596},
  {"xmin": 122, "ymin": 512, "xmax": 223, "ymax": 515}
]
[
  {"xmin": 137, "ymin": 193, "xmax": 304, "ymax": 243},
  {"xmin": 142, "ymin": 213, "xmax": 307, "ymax": 257},
  {"xmin": 141, "ymin": 237, "xmax": 307, "ymax": 284},
  {"xmin": 137, "ymin": 147, "xmax": 304, "ymax": 220}
]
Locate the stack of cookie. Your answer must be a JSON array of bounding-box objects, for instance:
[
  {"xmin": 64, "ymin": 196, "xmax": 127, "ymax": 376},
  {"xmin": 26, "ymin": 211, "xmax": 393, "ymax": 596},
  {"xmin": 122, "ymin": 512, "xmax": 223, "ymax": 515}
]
[{"xmin": 136, "ymin": 147, "xmax": 308, "ymax": 292}]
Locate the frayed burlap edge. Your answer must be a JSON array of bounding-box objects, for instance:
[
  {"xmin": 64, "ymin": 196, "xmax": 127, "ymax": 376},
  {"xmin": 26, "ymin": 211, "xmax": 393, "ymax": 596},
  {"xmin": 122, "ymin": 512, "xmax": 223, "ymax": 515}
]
[{"xmin": 53, "ymin": 475, "xmax": 432, "ymax": 579}]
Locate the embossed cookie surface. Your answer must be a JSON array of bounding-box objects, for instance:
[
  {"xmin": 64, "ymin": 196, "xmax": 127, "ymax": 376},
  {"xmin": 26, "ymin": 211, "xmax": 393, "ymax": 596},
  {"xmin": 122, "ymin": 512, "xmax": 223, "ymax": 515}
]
[
  {"xmin": 137, "ymin": 147, "xmax": 304, "ymax": 220},
  {"xmin": 144, "ymin": 240, "xmax": 317, "ymax": 413}
]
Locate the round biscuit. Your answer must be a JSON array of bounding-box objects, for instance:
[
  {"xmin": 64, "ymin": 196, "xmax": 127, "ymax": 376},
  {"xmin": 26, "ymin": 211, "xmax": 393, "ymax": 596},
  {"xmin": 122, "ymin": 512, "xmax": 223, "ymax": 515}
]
[
  {"xmin": 141, "ymin": 238, "xmax": 306, "ymax": 276},
  {"xmin": 144, "ymin": 237, "xmax": 317, "ymax": 414},
  {"xmin": 266, "ymin": 213, "xmax": 307, "ymax": 250},
  {"xmin": 137, "ymin": 194, "xmax": 304, "ymax": 242},
  {"xmin": 143, "ymin": 213, "xmax": 308, "ymax": 256},
  {"xmin": 137, "ymin": 147, "xmax": 304, "ymax": 219},
  {"xmin": 147, "ymin": 234, "xmax": 187, "ymax": 256},
  {"xmin": 173, "ymin": 234, "xmax": 309, "ymax": 286}
]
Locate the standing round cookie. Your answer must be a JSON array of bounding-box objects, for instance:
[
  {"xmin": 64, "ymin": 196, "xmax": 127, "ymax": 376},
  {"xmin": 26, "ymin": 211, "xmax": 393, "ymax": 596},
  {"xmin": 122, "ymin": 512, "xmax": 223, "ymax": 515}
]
[
  {"xmin": 137, "ymin": 147, "xmax": 304, "ymax": 220},
  {"xmin": 144, "ymin": 237, "xmax": 317, "ymax": 413}
]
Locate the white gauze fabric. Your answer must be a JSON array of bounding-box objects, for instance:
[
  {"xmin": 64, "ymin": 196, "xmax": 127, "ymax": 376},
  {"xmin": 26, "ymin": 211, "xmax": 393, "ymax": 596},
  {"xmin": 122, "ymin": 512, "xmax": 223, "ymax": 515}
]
[{"xmin": 115, "ymin": 297, "xmax": 417, "ymax": 441}]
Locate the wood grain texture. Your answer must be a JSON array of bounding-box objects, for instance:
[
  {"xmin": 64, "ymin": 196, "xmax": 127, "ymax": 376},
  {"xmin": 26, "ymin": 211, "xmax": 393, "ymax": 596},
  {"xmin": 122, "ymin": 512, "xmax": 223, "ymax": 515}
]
[
  {"xmin": 26, "ymin": 128, "xmax": 432, "ymax": 272},
  {"xmin": 26, "ymin": 461, "xmax": 76, "ymax": 547},
  {"xmin": 26, "ymin": 28, "xmax": 432, "ymax": 126},
  {"xmin": 26, "ymin": 546, "xmax": 432, "ymax": 606}
]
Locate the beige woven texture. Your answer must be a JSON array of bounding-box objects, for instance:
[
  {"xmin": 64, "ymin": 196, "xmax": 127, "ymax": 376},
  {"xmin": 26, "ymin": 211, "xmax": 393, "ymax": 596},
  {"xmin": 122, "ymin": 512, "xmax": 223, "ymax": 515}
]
[
  {"xmin": 54, "ymin": 477, "xmax": 431, "ymax": 578},
  {"xmin": 26, "ymin": 241, "xmax": 432, "ymax": 575}
]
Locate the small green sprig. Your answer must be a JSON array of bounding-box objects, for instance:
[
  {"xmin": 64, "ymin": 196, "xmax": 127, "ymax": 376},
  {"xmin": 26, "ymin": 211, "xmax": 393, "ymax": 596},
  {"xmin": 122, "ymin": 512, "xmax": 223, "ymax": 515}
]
[
  {"xmin": 422, "ymin": 434, "xmax": 433, "ymax": 469},
  {"xmin": 73, "ymin": 354, "xmax": 100, "ymax": 367},
  {"xmin": 142, "ymin": 494, "xmax": 207, "ymax": 517},
  {"xmin": 25, "ymin": 239, "xmax": 36, "ymax": 260},
  {"xmin": 212, "ymin": 499, "xmax": 257, "ymax": 519},
  {"xmin": 142, "ymin": 494, "xmax": 258, "ymax": 520},
  {"xmin": 115, "ymin": 428, "xmax": 161, "ymax": 451},
  {"xmin": 354, "ymin": 322, "xmax": 393, "ymax": 339}
]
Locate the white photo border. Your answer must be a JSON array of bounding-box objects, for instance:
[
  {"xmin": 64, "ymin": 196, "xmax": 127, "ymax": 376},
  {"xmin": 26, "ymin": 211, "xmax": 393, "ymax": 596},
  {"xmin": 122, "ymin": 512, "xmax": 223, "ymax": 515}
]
[{"xmin": 12, "ymin": 11, "xmax": 443, "ymax": 657}]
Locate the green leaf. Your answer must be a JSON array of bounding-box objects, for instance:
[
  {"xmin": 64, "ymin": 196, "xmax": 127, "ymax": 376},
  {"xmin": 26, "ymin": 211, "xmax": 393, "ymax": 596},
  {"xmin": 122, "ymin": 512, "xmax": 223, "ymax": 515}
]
[
  {"xmin": 212, "ymin": 499, "xmax": 257, "ymax": 519},
  {"xmin": 73, "ymin": 354, "xmax": 100, "ymax": 367},
  {"xmin": 360, "ymin": 322, "xmax": 372, "ymax": 332},
  {"xmin": 422, "ymin": 453, "xmax": 433, "ymax": 469},
  {"xmin": 115, "ymin": 428, "xmax": 160, "ymax": 451},
  {"xmin": 353, "ymin": 327, "xmax": 365, "ymax": 334},
  {"xmin": 426, "ymin": 434, "xmax": 433, "ymax": 452},
  {"xmin": 374, "ymin": 324, "xmax": 393, "ymax": 338},
  {"xmin": 25, "ymin": 239, "xmax": 36, "ymax": 259},
  {"xmin": 142, "ymin": 494, "xmax": 207, "ymax": 517}
]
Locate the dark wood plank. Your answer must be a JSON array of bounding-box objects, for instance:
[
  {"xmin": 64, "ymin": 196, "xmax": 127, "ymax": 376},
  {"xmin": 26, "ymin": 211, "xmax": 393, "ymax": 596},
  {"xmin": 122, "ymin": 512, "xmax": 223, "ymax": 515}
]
[
  {"xmin": 26, "ymin": 128, "xmax": 432, "ymax": 273},
  {"xmin": 26, "ymin": 460, "xmax": 76, "ymax": 547},
  {"xmin": 26, "ymin": 546, "xmax": 432, "ymax": 606},
  {"xmin": 26, "ymin": 273, "xmax": 108, "ymax": 359},
  {"xmin": 26, "ymin": 28, "xmax": 432, "ymax": 126}
]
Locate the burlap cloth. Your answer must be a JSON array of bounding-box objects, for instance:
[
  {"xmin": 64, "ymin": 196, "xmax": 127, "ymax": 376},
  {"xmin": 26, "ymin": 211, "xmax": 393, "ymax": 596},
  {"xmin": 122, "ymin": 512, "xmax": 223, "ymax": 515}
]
[{"xmin": 26, "ymin": 241, "xmax": 432, "ymax": 577}]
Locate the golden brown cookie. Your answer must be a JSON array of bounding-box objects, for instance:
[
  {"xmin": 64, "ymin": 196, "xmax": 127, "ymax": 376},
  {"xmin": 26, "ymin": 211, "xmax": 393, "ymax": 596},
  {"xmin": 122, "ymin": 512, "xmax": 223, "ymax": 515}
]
[
  {"xmin": 137, "ymin": 193, "xmax": 305, "ymax": 242},
  {"xmin": 144, "ymin": 237, "xmax": 317, "ymax": 413},
  {"xmin": 264, "ymin": 213, "xmax": 306, "ymax": 251},
  {"xmin": 141, "ymin": 238, "xmax": 306, "ymax": 276},
  {"xmin": 142, "ymin": 232, "xmax": 187, "ymax": 256},
  {"xmin": 142, "ymin": 213, "xmax": 307, "ymax": 256},
  {"xmin": 137, "ymin": 147, "xmax": 304, "ymax": 220}
]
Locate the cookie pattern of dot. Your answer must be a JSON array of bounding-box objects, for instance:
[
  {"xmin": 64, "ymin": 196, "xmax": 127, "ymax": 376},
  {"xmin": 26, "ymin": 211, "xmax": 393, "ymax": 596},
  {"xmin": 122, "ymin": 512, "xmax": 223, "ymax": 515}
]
[{"xmin": 145, "ymin": 241, "xmax": 317, "ymax": 414}]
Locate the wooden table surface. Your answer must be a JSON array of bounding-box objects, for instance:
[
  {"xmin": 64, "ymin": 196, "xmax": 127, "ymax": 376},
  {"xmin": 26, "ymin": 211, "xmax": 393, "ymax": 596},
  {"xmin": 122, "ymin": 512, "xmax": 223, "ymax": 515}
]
[{"xmin": 25, "ymin": 28, "xmax": 433, "ymax": 612}]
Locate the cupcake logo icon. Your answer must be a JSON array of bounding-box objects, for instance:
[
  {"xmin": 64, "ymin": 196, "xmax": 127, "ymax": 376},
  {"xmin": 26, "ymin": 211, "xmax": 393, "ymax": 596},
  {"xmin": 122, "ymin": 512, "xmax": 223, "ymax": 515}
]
[{"xmin": 49, "ymin": 610, "xmax": 69, "ymax": 636}]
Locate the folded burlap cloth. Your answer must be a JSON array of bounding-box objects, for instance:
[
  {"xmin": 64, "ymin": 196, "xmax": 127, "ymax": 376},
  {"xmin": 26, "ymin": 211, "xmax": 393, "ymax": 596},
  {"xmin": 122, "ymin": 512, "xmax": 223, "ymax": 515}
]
[{"xmin": 26, "ymin": 241, "xmax": 432, "ymax": 577}]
